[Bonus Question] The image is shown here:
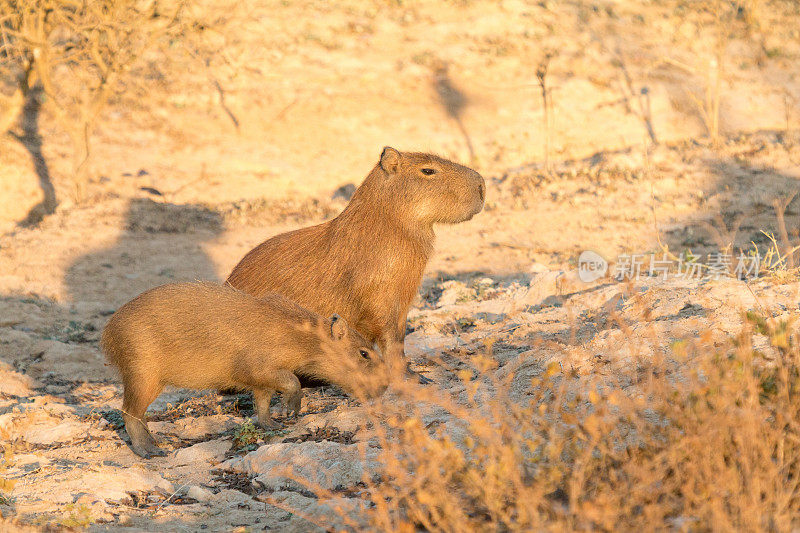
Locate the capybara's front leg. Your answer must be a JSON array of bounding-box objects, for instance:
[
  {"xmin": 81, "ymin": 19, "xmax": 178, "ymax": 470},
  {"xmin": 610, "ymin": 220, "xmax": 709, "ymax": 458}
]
[
  {"xmin": 253, "ymin": 388, "xmax": 280, "ymax": 429},
  {"xmin": 381, "ymin": 325, "xmax": 433, "ymax": 385},
  {"xmin": 121, "ymin": 376, "xmax": 165, "ymax": 458},
  {"xmin": 378, "ymin": 322, "xmax": 405, "ymax": 371}
]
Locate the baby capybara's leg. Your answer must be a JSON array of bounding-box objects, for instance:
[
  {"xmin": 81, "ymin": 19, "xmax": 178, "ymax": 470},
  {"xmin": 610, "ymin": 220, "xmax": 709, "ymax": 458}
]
[
  {"xmin": 271, "ymin": 370, "xmax": 302, "ymax": 419},
  {"xmin": 121, "ymin": 375, "xmax": 165, "ymax": 458},
  {"xmin": 253, "ymin": 388, "xmax": 279, "ymax": 429}
]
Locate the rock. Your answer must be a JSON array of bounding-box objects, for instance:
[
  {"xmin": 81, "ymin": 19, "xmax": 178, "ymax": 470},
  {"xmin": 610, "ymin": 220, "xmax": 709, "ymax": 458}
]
[
  {"xmin": 172, "ymin": 438, "xmax": 231, "ymax": 465},
  {"xmin": 186, "ymin": 485, "xmax": 214, "ymax": 503},
  {"xmin": 699, "ymin": 278, "xmax": 759, "ymax": 311},
  {"xmin": 78, "ymin": 467, "xmax": 174, "ymax": 502},
  {"xmin": 557, "ymin": 270, "xmax": 592, "ymax": 296},
  {"xmin": 521, "ymin": 271, "xmax": 564, "ymax": 307},
  {"xmin": 10, "ymin": 395, "xmax": 75, "ymax": 417},
  {"xmin": 9, "ymin": 454, "xmax": 49, "ymax": 472},
  {"xmin": 0, "ymin": 362, "xmax": 37, "ymax": 397},
  {"xmin": 149, "ymin": 414, "xmax": 244, "ymax": 440},
  {"xmin": 264, "ymin": 490, "xmax": 368, "ymax": 529},
  {"xmin": 0, "ymin": 413, "xmax": 15, "ymax": 439},
  {"xmin": 437, "ymin": 280, "xmax": 475, "ymax": 307},
  {"xmin": 172, "ymin": 415, "xmax": 242, "ymax": 439},
  {"xmin": 405, "ymin": 331, "xmax": 460, "ymax": 356},
  {"xmin": 209, "ymin": 489, "xmax": 256, "ymax": 509},
  {"xmin": 28, "ymin": 340, "xmax": 107, "ymax": 381},
  {"xmin": 529, "ymin": 262, "xmax": 549, "ymax": 273},
  {"xmin": 522, "ymin": 270, "xmax": 603, "ymax": 309},
  {"xmin": 294, "ymin": 408, "xmax": 368, "ymax": 436},
  {"xmin": 24, "ymin": 466, "xmax": 175, "ymax": 505},
  {"xmin": 23, "ymin": 418, "xmax": 89, "ymax": 445},
  {"xmin": 73, "ymin": 493, "xmax": 102, "ymax": 506},
  {"xmin": 224, "ymin": 441, "xmax": 375, "ymax": 492},
  {"xmin": 0, "ymin": 328, "xmax": 31, "ymax": 343},
  {"xmin": 72, "ymin": 492, "xmax": 113, "ymax": 521}
]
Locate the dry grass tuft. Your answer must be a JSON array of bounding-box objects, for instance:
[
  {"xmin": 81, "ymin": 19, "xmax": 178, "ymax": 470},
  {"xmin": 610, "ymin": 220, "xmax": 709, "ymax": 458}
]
[{"xmin": 287, "ymin": 308, "xmax": 800, "ymax": 530}]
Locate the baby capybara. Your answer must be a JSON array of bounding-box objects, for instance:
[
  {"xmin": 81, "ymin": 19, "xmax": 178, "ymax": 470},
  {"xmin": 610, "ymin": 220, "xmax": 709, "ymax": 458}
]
[
  {"xmin": 101, "ymin": 282, "xmax": 387, "ymax": 458},
  {"xmin": 227, "ymin": 147, "xmax": 485, "ymax": 375}
]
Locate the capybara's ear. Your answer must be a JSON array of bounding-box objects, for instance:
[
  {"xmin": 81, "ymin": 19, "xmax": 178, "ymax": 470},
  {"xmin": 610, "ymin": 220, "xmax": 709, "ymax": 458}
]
[
  {"xmin": 330, "ymin": 314, "xmax": 347, "ymax": 340},
  {"xmin": 379, "ymin": 146, "xmax": 401, "ymax": 175}
]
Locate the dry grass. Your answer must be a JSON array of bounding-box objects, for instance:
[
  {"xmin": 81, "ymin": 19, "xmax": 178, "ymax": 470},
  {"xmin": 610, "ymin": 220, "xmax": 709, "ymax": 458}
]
[{"xmin": 285, "ymin": 304, "xmax": 800, "ymax": 531}]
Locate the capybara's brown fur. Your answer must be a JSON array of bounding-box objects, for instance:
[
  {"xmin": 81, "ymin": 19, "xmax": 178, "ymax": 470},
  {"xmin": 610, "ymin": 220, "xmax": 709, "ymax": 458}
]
[
  {"xmin": 101, "ymin": 282, "xmax": 386, "ymax": 458},
  {"xmin": 227, "ymin": 147, "xmax": 485, "ymax": 372}
]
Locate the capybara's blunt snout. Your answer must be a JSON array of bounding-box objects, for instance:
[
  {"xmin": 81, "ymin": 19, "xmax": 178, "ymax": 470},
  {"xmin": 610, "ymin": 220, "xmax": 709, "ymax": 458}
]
[
  {"xmin": 362, "ymin": 371, "xmax": 390, "ymax": 398},
  {"xmin": 465, "ymin": 170, "xmax": 486, "ymax": 219}
]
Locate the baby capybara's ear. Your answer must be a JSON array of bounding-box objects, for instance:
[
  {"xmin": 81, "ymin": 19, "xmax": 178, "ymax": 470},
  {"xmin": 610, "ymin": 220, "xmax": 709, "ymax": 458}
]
[
  {"xmin": 379, "ymin": 146, "xmax": 401, "ymax": 175},
  {"xmin": 330, "ymin": 314, "xmax": 347, "ymax": 340}
]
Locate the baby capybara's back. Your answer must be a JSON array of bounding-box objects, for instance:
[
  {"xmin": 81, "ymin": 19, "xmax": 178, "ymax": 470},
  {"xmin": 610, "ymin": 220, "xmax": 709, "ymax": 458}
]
[{"xmin": 102, "ymin": 282, "xmax": 312, "ymax": 389}]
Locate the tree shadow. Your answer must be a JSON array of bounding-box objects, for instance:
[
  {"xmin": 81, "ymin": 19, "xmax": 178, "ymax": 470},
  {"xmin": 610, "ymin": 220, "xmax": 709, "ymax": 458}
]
[
  {"xmin": 10, "ymin": 85, "xmax": 57, "ymax": 228},
  {"xmin": 0, "ymin": 198, "xmax": 225, "ymax": 386},
  {"xmin": 64, "ymin": 198, "xmax": 224, "ymax": 309},
  {"xmin": 432, "ymin": 62, "xmax": 476, "ymax": 162},
  {"xmin": 497, "ymin": 128, "xmax": 800, "ymax": 278},
  {"xmin": 661, "ymin": 137, "xmax": 800, "ymax": 262}
]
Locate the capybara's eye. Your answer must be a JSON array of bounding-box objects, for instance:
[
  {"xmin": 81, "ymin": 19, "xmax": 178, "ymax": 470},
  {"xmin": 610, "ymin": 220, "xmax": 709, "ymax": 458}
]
[
  {"xmin": 359, "ymin": 349, "xmax": 370, "ymax": 359},
  {"xmin": 421, "ymin": 168, "xmax": 436, "ymax": 175}
]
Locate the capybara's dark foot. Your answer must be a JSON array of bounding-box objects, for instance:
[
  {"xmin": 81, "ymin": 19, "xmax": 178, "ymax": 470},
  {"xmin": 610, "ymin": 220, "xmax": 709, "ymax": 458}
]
[
  {"xmin": 123, "ymin": 412, "xmax": 164, "ymax": 458},
  {"xmin": 129, "ymin": 432, "xmax": 166, "ymax": 458},
  {"xmin": 257, "ymin": 417, "xmax": 281, "ymax": 430},
  {"xmin": 131, "ymin": 442, "xmax": 167, "ymax": 459},
  {"xmin": 130, "ymin": 444, "xmax": 150, "ymax": 458},
  {"xmin": 146, "ymin": 445, "xmax": 167, "ymax": 457}
]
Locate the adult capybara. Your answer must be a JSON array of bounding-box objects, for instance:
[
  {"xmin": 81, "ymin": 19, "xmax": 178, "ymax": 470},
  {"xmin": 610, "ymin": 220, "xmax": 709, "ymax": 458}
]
[
  {"xmin": 227, "ymin": 147, "xmax": 485, "ymax": 376},
  {"xmin": 101, "ymin": 282, "xmax": 387, "ymax": 458}
]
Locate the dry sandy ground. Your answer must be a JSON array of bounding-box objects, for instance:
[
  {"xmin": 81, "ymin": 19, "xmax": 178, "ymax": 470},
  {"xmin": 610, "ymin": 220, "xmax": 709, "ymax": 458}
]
[{"xmin": 1, "ymin": 0, "xmax": 800, "ymax": 530}]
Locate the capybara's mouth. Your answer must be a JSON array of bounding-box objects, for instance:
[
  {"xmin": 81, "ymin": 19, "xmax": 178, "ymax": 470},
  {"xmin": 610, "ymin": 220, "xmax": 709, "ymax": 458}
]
[
  {"xmin": 471, "ymin": 186, "xmax": 486, "ymax": 216},
  {"xmin": 361, "ymin": 383, "xmax": 389, "ymax": 398},
  {"xmin": 457, "ymin": 196, "xmax": 485, "ymax": 222}
]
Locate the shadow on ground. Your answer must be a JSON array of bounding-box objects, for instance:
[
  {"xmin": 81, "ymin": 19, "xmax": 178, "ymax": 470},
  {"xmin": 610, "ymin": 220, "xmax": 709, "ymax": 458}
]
[
  {"xmin": 11, "ymin": 86, "xmax": 57, "ymax": 228},
  {"xmin": 64, "ymin": 198, "xmax": 224, "ymax": 308}
]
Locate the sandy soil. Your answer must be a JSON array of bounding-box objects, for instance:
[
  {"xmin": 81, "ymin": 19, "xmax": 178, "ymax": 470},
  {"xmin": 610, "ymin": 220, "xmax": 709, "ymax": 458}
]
[{"xmin": 1, "ymin": 0, "xmax": 800, "ymax": 530}]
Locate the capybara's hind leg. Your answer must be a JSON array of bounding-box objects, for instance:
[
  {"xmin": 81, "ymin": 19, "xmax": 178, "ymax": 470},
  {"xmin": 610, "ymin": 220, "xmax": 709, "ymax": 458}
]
[
  {"xmin": 253, "ymin": 388, "xmax": 279, "ymax": 429},
  {"xmin": 273, "ymin": 371, "xmax": 302, "ymax": 419},
  {"xmin": 121, "ymin": 376, "xmax": 165, "ymax": 458}
]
